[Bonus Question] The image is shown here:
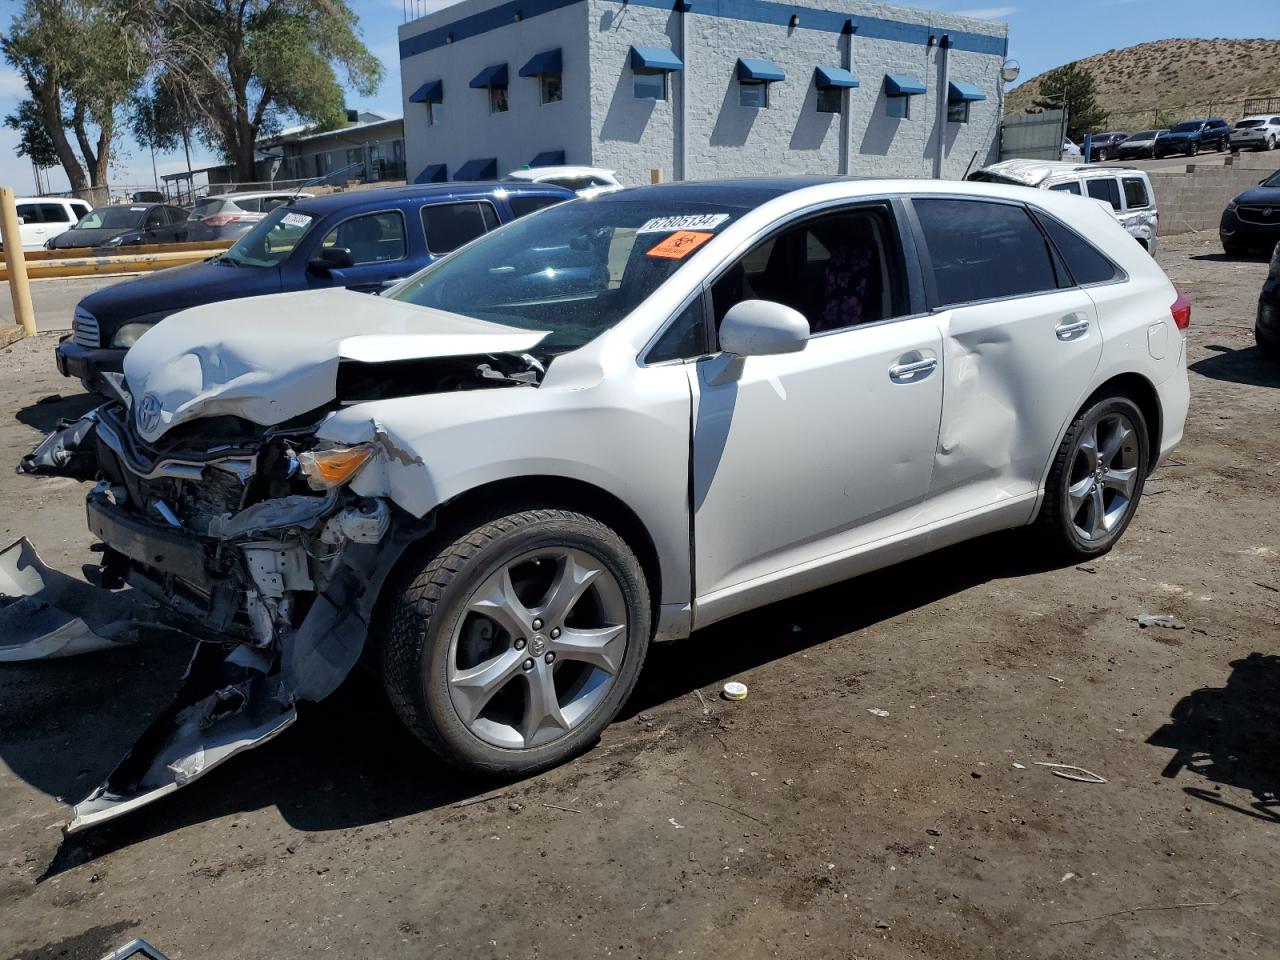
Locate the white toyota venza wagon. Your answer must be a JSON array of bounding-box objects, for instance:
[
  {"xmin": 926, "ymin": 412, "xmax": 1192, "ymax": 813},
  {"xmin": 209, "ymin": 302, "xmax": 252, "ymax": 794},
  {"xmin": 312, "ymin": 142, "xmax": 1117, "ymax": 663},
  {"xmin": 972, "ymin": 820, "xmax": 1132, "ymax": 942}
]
[{"xmin": 19, "ymin": 177, "xmax": 1191, "ymax": 830}]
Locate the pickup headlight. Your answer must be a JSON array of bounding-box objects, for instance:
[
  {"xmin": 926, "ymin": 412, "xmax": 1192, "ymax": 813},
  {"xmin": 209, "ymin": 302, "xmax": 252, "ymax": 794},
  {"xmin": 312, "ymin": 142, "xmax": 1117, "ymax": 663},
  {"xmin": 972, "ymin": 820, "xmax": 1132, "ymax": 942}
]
[
  {"xmin": 298, "ymin": 444, "xmax": 374, "ymax": 490},
  {"xmin": 111, "ymin": 322, "xmax": 157, "ymax": 348}
]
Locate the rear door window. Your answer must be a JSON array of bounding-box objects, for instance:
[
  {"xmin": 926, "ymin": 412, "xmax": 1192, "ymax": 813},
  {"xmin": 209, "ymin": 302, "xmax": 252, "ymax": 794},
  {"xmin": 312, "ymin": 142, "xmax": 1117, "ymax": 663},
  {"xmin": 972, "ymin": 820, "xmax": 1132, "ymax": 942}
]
[
  {"xmin": 421, "ymin": 201, "xmax": 500, "ymax": 255},
  {"xmin": 1086, "ymin": 177, "xmax": 1122, "ymax": 210},
  {"xmin": 1035, "ymin": 212, "xmax": 1121, "ymax": 286},
  {"xmin": 1122, "ymin": 177, "xmax": 1149, "ymax": 209},
  {"xmin": 509, "ymin": 195, "xmax": 567, "ymax": 218},
  {"xmin": 913, "ymin": 198, "xmax": 1059, "ymax": 307}
]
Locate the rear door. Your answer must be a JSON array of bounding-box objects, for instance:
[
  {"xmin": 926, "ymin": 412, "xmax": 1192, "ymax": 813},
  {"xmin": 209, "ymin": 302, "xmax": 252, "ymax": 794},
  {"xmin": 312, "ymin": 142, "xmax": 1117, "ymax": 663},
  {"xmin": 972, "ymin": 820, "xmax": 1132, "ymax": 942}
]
[
  {"xmin": 304, "ymin": 208, "xmax": 411, "ymax": 293},
  {"xmin": 908, "ymin": 196, "xmax": 1102, "ymax": 523},
  {"xmin": 15, "ymin": 202, "xmax": 47, "ymax": 249},
  {"xmin": 1118, "ymin": 175, "xmax": 1156, "ymax": 248},
  {"xmin": 421, "ymin": 199, "xmax": 501, "ymax": 257}
]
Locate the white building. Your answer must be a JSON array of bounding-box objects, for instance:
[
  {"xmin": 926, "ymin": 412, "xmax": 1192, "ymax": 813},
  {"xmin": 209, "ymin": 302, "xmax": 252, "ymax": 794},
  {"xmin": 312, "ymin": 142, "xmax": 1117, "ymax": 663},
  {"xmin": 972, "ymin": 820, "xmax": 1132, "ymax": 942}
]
[{"xmin": 398, "ymin": 0, "xmax": 1009, "ymax": 185}]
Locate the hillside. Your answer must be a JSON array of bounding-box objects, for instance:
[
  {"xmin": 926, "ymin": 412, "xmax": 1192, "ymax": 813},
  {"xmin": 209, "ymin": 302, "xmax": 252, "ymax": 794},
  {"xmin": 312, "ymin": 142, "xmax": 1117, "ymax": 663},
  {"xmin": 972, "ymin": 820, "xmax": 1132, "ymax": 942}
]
[{"xmin": 1005, "ymin": 38, "xmax": 1280, "ymax": 128}]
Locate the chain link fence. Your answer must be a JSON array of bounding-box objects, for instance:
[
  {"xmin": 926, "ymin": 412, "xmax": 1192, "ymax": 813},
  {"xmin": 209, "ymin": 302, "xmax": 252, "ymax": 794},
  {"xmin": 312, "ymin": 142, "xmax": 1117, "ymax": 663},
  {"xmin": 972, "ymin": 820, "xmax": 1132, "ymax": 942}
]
[{"xmin": 1097, "ymin": 93, "xmax": 1280, "ymax": 133}]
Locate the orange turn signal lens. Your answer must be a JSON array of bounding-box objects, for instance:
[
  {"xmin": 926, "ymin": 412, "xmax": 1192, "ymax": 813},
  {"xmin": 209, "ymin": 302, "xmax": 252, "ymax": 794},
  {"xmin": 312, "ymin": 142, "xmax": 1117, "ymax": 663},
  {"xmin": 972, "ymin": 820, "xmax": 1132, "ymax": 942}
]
[{"xmin": 297, "ymin": 445, "xmax": 374, "ymax": 490}]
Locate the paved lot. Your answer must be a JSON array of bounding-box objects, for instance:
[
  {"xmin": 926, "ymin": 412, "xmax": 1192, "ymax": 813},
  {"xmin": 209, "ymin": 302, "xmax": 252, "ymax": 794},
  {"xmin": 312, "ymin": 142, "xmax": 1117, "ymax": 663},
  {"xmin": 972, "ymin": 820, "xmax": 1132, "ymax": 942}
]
[
  {"xmin": 0, "ymin": 275, "xmax": 131, "ymax": 333},
  {"xmin": 1, "ymin": 234, "xmax": 1278, "ymax": 960}
]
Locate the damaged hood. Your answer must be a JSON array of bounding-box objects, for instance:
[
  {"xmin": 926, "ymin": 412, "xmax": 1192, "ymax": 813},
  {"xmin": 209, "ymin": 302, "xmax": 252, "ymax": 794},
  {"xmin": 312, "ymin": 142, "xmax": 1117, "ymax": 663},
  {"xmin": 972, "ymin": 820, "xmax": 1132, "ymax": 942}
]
[{"xmin": 123, "ymin": 288, "xmax": 548, "ymax": 442}]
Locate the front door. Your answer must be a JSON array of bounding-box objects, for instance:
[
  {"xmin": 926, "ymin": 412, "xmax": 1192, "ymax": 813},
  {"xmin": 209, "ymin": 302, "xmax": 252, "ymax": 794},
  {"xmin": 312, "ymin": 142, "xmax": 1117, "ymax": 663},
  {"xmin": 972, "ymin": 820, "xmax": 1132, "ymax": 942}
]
[
  {"xmin": 305, "ymin": 209, "xmax": 411, "ymax": 293},
  {"xmin": 690, "ymin": 203, "xmax": 944, "ymax": 619}
]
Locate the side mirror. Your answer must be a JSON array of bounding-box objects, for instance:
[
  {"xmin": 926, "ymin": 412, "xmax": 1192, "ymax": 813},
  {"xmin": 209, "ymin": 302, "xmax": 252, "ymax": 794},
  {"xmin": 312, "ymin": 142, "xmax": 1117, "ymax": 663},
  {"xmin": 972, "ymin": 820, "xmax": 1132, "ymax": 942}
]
[
  {"xmin": 308, "ymin": 246, "xmax": 354, "ymax": 275},
  {"xmin": 719, "ymin": 300, "xmax": 809, "ymax": 358},
  {"xmin": 15, "ymin": 216, "xmax": 24, "ymax": 225}
]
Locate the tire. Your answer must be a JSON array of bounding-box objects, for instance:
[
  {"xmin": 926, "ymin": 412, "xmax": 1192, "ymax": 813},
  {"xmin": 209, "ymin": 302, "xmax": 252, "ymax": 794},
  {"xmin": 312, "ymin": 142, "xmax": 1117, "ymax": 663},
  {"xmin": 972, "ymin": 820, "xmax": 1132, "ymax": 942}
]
[
  {"xmin": 1258, "ymin": 324, "xmax": 1280, "ymax": 361},
  {"xmin": 1267, "ymin": 135, "xmax": 1277, "ymax": 152},
  {"xmin": 1189, "ymin": 142, "xmax": 1199, "ymax": 157},
  {"xmin": 1223, "ymin": 239, "xmax": 1249, "ymax": 257},
  {"xmin": 381, "ymin": 507, "xmax": 651, "ymax": 776},
  {"xmin": 1036, "ymin": 392, "xmax": 1149, "ymax": 560}
]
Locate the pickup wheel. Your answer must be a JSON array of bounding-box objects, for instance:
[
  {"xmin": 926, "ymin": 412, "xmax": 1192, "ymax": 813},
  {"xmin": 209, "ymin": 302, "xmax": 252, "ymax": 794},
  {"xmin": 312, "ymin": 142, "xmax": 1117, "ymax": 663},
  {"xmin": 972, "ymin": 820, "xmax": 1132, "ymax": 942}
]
[
  {"xmin": 381, "ymin": 508, "xmax": 651, "ymax": 775},
  {"xmin": 1036, "ymin": 393, "xmax": 1149, "ymax": 559}
]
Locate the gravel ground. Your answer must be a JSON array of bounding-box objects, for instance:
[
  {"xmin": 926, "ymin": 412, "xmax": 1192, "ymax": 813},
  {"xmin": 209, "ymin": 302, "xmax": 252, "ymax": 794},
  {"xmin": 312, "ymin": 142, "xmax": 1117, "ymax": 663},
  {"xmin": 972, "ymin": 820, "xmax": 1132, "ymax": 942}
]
[{"xmin": 1, "ymin": 233, "xmax": 1277, "ymax": 960}]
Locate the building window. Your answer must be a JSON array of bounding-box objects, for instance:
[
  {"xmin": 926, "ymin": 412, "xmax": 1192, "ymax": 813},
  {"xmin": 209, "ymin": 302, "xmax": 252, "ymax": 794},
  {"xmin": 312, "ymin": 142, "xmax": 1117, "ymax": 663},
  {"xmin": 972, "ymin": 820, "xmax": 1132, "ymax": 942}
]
[
  {"xmin": 427, "ymin": 101, "xmax": 443, "ymax": 125},
  {"xmin": 541, "ymin": 72, "xmax": 563, "ymax": 104},
  {"xmin": 740, "ymin": 80, "xmax": 769, "ymax": 108},
  {"xmin": 947, "ymin": 100, "xmax": 971, "ymax": 123},
  {"xmin": 633, "ymin": 68, "xmax": 667, "ymax": 101},
  {"xmin": 887, "ymin": 96, "xmax": 911, "ymax": 120},
  {"xmin": 489, "ymin": 85, "xmax": 508, "ymax": 114},
  {"xmin": 817, "ymin": 87, "xmax": 842, "ymax": 114}
]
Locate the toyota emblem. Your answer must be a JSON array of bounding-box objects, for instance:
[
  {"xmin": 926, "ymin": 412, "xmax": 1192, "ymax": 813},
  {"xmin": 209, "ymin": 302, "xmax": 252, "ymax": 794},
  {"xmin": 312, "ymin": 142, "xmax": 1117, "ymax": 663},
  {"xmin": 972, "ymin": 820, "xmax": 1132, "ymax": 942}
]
[{"xmin": 138, "ymin": 393, "xmax": 162, "ymax": 432}]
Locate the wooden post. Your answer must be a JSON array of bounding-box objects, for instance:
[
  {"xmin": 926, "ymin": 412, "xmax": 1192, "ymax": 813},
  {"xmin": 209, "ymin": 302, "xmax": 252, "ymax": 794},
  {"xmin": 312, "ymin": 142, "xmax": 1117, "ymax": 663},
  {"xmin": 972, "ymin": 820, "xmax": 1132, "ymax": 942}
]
[
  {"xmin": 650, "ymin": 168, "xmax": 664, "ymax": 184},
  {"xmin": 0, "ymin": 187, "xmax": 37, "ymax": 337}
]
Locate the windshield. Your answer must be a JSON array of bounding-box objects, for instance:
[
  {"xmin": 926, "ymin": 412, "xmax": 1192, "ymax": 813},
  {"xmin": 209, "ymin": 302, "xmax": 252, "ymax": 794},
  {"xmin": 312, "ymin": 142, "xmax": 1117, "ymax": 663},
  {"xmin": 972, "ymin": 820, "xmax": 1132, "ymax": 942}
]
[
  {"xmin": 1170, "ymin": 121, "xmax": 1202, "ymax": 133},
  {"xmin": 1236, "ymin": 119, "xmax": 1265, "ymax": 129},
  {"xmin": 1261, "ymin": 170, "xmax": 1280, "ymax": 188},
  {"xmin": 223, "ymin": 206, "xmax": 315, "ymax": 267},
  {"xmin": 74, "ymin": 206, "xmax": 147, "ymax": 230},
  {"xmin": 389, "ymin": 197, "xmax": 745, "ymax": 356},
  {"xmin": 965, "ymin": 171, "xmax": 1025, "ymax": 186},
  {"xmin": 1129, "ymin": 131, "xmax": 1159, "ymax": 140}
]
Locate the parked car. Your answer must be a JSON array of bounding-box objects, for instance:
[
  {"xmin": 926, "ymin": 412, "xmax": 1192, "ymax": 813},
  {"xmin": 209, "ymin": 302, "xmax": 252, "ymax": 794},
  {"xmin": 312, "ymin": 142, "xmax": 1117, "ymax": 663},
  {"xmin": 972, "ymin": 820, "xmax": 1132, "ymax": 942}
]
[
  {"xmin": 55, "ymin": 182, "xmax": 574, "ymax": 391},
  {"xmin": 0, "ymin": 197, "xmax": 92, "ymax": 251},
  {"xmin": 46, "ymin": 203, "xmax": 191, "ymax": 251},
  {"xmin": 23, "ymin": 177, "xmax": 1191, "ymax": 830},
  {"xmin": 1115, "ymin": 130, "xmax": 1165, "ymax": 161},
  {"xmin": 1230, "ymin": 115, "xmax": 1280, "ymax": 152},
  {"xmin": 1153, "ymin": 118, "xmax": 1231, "ymax": 158},
  {"xmin": 1219, "ymin": 168, "xmax": 1280, "ymax": 256},
  {"xmin": 185, "ymin": 190, "xmax": 316, "ymax": 242},
  {"xmin": 1088, "ymin": 132, "xmax": 1129, "ymax": 162},
  {"xmin": 1256, "ymin": 242, "xmax": 1280, "ymax": 359},
  {"xmin": 1061, "ymin": 138, "xmax": 1083, "ymax": 161},
  {"xmin": 503, "ymin": 165, "xmax": 622, "ymax": 197},
  {"xmin": 968, "ymin": 160, "xmax": 1159, "ymax": 255},
  {"xmin": 130, "ymin": 190, "xmax": 166, "ymax": 203}
]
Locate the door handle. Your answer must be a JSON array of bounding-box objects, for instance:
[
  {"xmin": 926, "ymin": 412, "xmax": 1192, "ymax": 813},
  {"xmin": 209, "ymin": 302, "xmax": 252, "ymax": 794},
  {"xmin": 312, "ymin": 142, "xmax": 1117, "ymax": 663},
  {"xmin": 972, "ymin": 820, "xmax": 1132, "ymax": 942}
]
[
  {"xmin": 380, "ymin": 277, "xmax": 405, "ymax": 288},
  {"xmin": 1056, "ymin": 315, "xmax": 1091, "ymax": 340},
  {"xmin": 889, "ymin": 357, "xmax": 937, "ymax": 382}
]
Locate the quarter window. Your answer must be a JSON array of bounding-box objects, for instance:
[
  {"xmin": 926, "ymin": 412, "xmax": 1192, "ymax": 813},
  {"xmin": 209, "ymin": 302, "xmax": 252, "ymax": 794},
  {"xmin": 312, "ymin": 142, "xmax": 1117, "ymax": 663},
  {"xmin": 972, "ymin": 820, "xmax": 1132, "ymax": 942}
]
[
  {"xmin": 1049, "ymin": 181, "xmax": 1082, "ymax": 195},
  {"xmin": 633, "ymin": 68, "xmax": 667, "ymax": 101},
  {"xmin": 914, "ymin": 198, "xmax": 1059, "ymax": 307},
  {"xmin": 1035, "ymin": 213, "xmax": 1121, "ymax": 286},
  {"xmin": 541, "ymin": 72, "xmax": 563, "ymax": 104},
  {"xmin": 421, "ymin": 201, "xmax": 500, "ymax": 255},
  {"xmin": 711, "ymin": 205, "xmax": 905, "ymax": 336},
  {"xmin": 321, "ymin": 211, "xmax": 406, "ymax": 264},
  {"xmin": 816, "ymin": 87, "xmax": 842, "ymax": 114},
  {"xmin": 1122, "ymin": 177, "xmax": 1149, "ymax": 209},
  {"xmin": 1086, "ymin": 177, "xmax": 1122, "ymax": 211},
  {"xmin": 647, "ymin": 298, "xmax": 710, "ymax": 363},
  {"xmin": 489, "ymin": 85, "xmax": 509, "ymax": 114}
]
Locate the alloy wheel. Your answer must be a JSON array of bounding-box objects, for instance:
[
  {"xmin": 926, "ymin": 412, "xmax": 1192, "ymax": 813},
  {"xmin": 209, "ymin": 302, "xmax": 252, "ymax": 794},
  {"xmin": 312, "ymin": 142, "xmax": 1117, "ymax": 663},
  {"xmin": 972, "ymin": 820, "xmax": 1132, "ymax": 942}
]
[
  {"xmin": 1067, "ymin": 413, "xmax": 1140, "ymax": 542},
  {"xmin": 447, "ymin": 548, "xmax": 628, "ymax": 749}
]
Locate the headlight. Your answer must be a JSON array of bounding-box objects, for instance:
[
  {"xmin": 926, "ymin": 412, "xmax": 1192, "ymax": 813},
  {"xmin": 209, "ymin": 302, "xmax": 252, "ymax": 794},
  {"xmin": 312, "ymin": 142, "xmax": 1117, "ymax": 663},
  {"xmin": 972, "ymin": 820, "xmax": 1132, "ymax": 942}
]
[
  {"xmin": 297, "ymin": 444, "xmax": 374, "ymax": 490},
  {"xmin": 1226, "ymin": 198, "xmax": 1238, "ymax": 212},
  {"xmin": 111, "ymin": 321, "xmax": 157, "ymax": 348},
  {"xmin": 103, "ymin": 235, "xmax": 126, "ymax": 246}
]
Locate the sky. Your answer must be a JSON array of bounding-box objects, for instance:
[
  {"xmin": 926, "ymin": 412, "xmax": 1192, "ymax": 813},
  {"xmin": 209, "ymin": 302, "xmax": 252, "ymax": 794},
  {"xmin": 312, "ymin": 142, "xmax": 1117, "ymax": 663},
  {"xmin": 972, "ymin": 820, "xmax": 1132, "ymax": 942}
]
[{"xmin": 0, "ymin": 0, "xmax": 1275, "ymax": 196}]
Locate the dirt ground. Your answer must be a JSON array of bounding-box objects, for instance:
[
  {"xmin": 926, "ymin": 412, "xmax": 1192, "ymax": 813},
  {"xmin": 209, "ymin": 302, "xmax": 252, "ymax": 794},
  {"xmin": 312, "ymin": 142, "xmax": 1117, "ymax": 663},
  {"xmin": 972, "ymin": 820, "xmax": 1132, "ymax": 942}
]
[{"xmin": 1, "ymin": 233, "xmax": 1277, "ymax": 960}]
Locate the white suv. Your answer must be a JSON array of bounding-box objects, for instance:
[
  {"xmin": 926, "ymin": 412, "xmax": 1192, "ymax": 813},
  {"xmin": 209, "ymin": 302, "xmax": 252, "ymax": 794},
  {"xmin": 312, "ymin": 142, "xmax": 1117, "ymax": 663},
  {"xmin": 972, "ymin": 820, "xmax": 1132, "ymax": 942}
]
[
  {"xmin": 1230, "ymin": 115, "xmax": 1280, "ymax": 152},
  {"xmin": 3, "ymin": 197, "xmax": 92, "ymax": 251},
  {"xmin": 17, "ymin": 178, "xmax": 1191, "ymax": 831}
]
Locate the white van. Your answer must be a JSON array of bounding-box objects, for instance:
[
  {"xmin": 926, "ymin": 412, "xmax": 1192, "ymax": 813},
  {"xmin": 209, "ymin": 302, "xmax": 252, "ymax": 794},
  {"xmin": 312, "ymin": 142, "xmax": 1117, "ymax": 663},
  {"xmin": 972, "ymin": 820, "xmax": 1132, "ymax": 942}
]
[
  {"xmin": 969, "ymin": 161, "xmax": 1158, "ymax": 257},
  {"xmin": 2, "ymin": 197, "xmax": 93, "ymax": 251}
]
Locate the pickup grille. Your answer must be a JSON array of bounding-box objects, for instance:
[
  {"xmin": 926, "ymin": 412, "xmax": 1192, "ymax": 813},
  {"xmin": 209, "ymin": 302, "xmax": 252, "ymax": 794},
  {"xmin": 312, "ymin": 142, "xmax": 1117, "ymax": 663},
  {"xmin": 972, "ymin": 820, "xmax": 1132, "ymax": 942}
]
[
  {"xmin": 1237, "ymin": 206, "xmax": 1280, "ymax": 226},
  {"xmin": 73, "ymin": 307, "xmax": 100, "ymax": 347}
]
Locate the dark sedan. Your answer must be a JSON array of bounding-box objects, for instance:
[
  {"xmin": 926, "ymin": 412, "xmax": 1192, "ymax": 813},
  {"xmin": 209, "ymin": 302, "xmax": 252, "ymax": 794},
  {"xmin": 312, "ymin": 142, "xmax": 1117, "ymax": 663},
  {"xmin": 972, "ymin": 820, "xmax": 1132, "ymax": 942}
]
[
  {"xmin": 56, "ymin": 182, "xmax": 574, "ymax": 391},
  {"xmin": 1088, "ymin": 131, "xmax": 1129, "ymax": 161},
  {"xmin": 46, "ymin": 203, "xmax": 190, "ymax": 251},
  {"xmin": 1256, "ymin": 242, "xmax": 1280, "ymax": 360},
  {"xmin": 1220, "ymin": 169, "xmax": 1280, "ymax": 256}
]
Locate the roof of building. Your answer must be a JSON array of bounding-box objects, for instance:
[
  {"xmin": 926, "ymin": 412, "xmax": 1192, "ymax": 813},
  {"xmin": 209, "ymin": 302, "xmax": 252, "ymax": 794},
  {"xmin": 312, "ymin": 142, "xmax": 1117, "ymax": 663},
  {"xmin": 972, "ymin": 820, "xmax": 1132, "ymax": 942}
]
[{"xmin": 261, "ymin": 115, "xmax": 404, "ymax": 149}]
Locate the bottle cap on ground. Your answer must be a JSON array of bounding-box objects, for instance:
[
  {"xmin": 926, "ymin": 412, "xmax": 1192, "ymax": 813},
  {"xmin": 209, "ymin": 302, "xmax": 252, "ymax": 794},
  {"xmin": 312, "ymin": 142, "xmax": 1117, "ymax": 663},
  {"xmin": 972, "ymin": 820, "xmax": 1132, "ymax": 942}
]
[{"xmin": 722, "ymin": 681, "xmax": 748, "ymax": 701}]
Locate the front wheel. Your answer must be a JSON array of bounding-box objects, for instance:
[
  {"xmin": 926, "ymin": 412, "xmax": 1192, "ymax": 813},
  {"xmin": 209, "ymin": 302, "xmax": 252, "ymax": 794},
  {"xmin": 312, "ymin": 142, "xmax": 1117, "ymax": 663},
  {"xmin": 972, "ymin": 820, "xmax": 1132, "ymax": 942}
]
[
  {"xmin": 1189, "ymin": 142, "xmax": 1199, "ymax": 157},
  {"xmin": 1258, "ymin": 324, "xmax": 1280, "ymax": 361},
  {"xmin": 381, "ymin": 508, "xmax": 651, "ymax": 775},
  {"xmin": 1036, "ymin": 393, "xmax": 1149, "ymax": 559},
  {"xmin": 1267, "ymin": 135, "xmax": 1277, "ymax": 152}
]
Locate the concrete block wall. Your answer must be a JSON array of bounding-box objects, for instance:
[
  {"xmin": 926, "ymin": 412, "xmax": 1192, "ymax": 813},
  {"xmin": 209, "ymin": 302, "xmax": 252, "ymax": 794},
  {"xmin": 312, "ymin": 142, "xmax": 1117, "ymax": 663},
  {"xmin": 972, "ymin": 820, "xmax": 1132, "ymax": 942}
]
[{"xmin": 1150, "ymin": 155, "xmax": 1280, "ymax": 235}]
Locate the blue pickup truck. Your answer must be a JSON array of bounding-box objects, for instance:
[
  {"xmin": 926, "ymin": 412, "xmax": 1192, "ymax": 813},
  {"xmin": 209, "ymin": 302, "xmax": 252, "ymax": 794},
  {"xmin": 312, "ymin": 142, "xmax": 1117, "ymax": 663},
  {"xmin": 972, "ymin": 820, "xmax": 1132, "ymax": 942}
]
[{"xmin": 57, "ymin": 181, "xmax": 574, "ymax": 391}]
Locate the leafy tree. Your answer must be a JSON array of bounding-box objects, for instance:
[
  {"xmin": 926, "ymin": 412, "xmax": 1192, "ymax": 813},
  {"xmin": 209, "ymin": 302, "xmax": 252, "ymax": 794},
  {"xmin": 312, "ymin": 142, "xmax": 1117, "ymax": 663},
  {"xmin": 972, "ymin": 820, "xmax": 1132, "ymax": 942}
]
[
  {"xmin": 1, "ymin": 0, "xmax": 147, "ymax": 198},
  {"xmin": 3, "ymin": 98, "xmax": 60, "ymax": 169},
  {"xmin": 146, "ymin": 0, "xmax": 383, "ymax": 182},
  {"xmin": 1032, "ymin": 61, "xmax": 1109, "ymax": 142}
]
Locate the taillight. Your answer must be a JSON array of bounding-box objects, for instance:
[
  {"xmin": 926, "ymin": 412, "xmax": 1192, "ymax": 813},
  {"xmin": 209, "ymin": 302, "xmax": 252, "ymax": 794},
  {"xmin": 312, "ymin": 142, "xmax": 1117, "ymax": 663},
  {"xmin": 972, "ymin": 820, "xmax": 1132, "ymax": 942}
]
[
  {"xmin": 1170, "ymin": 287, "xmax": 1191, "ymax": 331},
  {"xmin": 202, "ymin": 214, "xmax": 241, "ymax": 227}
]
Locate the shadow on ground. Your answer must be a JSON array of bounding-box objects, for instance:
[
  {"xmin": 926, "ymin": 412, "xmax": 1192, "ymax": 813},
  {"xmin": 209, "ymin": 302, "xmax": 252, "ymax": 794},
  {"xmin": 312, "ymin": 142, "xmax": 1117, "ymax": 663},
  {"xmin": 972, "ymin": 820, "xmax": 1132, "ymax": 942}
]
[
  {"xmin": 1189, "ymin": 343, "xmax": 1280, "ymax": 388},
  {"xmin": 1190, "ymin": 251, "xmax": 1272, "ymax": 264},
  {"xmin": 10, "ymin": 530, "xmax": 1073, "ymax": 874},
  {"xmin": 1148, "ymin": 652, "xmax": 1280, "ymax": 823},
  {"xmin": 13, "ymin": 392, "xmax": 99, "ymax": 433}
]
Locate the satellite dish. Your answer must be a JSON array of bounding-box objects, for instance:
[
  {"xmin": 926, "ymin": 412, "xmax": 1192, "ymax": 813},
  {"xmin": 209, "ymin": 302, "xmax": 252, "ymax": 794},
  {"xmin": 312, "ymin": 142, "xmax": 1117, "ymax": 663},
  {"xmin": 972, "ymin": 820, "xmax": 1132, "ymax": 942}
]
[{"xmin": 1000, "ymin": 59, "xmax": 1021, "ymax": 84}]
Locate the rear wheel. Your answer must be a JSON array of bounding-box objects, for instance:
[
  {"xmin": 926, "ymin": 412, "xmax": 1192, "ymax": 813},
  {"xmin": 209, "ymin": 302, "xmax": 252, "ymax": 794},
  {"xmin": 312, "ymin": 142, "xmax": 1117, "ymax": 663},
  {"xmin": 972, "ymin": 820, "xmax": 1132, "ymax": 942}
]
[
  {"xmin": 381, "ymin": 508, "xmax": 651, "ymax": 775},
  {"xmin": 1223, "ymin": 239, "xmax": 1249, "ymax": 257},
  {"xmin": 1257, "ymin": 324, "xmax": 1280, "ymax": 361},
  {"xmin": 1036, "ymin": 393, "xmax": 1149, "ymax": 559},
  {"xmin": 1267, "ymin": 135, "xmax": 1277, "ymax": 152}
]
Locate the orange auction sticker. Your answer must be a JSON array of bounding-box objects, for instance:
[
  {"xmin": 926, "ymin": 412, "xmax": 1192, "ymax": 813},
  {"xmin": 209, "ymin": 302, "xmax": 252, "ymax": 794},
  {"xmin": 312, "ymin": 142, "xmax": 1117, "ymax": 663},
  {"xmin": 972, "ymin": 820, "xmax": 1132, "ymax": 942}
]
[{"xmin": 646, "ymin": 231, "xmax": 715, "ymax": 260}]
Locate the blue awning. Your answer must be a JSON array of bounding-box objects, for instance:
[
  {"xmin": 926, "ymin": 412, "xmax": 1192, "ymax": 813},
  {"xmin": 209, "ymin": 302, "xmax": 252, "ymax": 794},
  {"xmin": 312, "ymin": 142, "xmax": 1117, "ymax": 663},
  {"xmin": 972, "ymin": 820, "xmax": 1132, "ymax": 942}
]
[
  {"xmin": 519, "ymin": 48, "xmax": 562, "ymax": 77},
  {"xmin": 469, "ymin": 63, "xmax": 508, "ymax": 88},
  {"xmin": 629, "ymin": 46, "xmax": 683, "ymax": 71},
  {"xmin": 737, "ymin": 58, "xmax": 785, "ymax": 83},
  {"xmin": 948, "ymin": 81, "xmax": 987, "ymax": 103},
  {"xmin": 455, "ymin": 157, "xmax": 498, "ymax": 181},
  {"xmin": 530, "ymin": 150, "xmax": 565, "ymax": 166},
  {"xmin": 416, "ymin": 163, "xmax": 447, "ymax": 184},
  {"xmin": 885, "ymin": 74, "xmax": 927, "ymax": 96},
  {"xmin": 409, "ymin": 79, "xmax": 443, "ymax": 103},
  {"xmin": 815, "ymin": 66, "xmax": 859, "ymax": 90}
]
